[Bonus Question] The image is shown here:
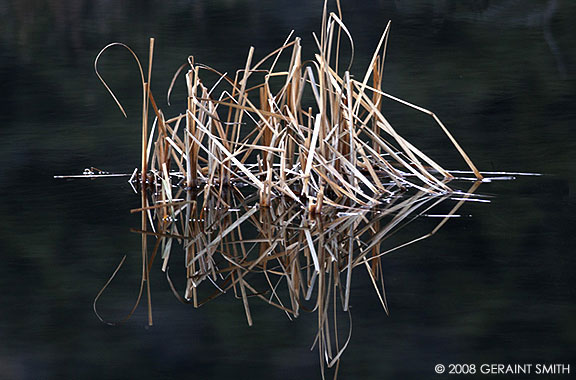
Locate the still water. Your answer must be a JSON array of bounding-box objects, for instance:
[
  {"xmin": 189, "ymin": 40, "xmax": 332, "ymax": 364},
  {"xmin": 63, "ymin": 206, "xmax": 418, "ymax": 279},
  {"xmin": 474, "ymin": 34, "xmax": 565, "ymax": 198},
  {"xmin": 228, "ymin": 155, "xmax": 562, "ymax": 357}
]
[{"xmin": 1, "ymin": 1, "xmax": 575, "ymax": 379}]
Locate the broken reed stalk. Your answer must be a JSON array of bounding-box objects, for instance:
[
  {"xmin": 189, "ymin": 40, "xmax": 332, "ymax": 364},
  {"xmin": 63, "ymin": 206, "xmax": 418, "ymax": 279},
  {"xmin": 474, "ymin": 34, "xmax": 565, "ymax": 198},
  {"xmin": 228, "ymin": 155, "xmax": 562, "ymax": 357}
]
[{"xmin": 142, "ymin": 38, "xmax": 154, "ymax": 326}]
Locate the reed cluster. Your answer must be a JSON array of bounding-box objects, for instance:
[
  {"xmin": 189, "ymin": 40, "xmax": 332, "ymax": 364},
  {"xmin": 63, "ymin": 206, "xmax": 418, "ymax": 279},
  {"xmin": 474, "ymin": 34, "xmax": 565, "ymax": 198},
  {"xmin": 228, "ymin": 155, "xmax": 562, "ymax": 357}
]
[
  {"xmin": 95, "ymin": 5, "xmax": 482, "ymax": 216},
  {"xmin": 94, "ymin": 2, "xmax": 483, "ymax": 377}
]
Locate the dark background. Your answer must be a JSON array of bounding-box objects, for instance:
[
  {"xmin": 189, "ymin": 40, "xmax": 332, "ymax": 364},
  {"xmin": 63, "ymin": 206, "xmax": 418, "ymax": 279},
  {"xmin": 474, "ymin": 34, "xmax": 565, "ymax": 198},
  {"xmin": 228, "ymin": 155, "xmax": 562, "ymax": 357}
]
[{"xmin": 1, "ymin": 0, "xmax": 575, "ymax": 379}]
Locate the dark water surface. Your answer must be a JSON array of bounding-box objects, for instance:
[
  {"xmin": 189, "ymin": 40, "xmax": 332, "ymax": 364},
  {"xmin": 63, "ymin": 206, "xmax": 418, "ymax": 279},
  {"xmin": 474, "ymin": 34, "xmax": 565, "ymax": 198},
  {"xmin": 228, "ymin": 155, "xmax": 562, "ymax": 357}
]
[{"xmin": 1, "ymin": 1, "xmax": 575, "ymax": 379}]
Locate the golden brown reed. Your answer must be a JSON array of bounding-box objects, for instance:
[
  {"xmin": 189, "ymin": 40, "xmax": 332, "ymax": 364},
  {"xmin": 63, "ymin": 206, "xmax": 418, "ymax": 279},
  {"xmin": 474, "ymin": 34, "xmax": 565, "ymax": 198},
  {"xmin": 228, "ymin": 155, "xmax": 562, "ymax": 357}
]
[
  {"xmin": 95, "ymin": 5, "xmax": 482, "ymax": 215},
  {"xmin": 93, "ymin": 2, "xmax": 484, "ymax": 377}
]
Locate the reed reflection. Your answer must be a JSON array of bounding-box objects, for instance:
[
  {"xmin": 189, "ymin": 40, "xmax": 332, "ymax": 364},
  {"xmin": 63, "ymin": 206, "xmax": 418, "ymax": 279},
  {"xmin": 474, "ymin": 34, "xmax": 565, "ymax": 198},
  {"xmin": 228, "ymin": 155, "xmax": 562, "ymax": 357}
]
[{"xmin": 94, "ymin": 180, "xmax": 482, "ymax": 375}]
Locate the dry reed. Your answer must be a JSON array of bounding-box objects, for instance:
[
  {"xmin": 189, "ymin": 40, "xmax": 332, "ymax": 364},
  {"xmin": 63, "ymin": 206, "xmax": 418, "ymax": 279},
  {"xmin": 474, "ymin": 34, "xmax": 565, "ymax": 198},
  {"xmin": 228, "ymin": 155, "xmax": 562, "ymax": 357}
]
[{"xmin": 91, "ymin": 1, "xmax": 487, "ymax": 377}]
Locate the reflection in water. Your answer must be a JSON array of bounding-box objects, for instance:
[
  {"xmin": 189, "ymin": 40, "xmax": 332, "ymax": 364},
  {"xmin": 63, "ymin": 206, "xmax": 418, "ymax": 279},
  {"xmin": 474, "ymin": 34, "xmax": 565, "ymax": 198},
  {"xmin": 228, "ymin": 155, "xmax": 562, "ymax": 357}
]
[{"xmin": 95, "ymin": 179, "xmax": 483, "ymax": 376}]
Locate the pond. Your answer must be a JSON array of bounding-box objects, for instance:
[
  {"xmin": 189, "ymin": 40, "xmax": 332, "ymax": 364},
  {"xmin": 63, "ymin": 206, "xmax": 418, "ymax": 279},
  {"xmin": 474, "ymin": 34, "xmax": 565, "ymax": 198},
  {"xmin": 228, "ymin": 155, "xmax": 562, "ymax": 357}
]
[{"xmin": 1, "ymin": 1, "xmax": 575, "ymax": 379}]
